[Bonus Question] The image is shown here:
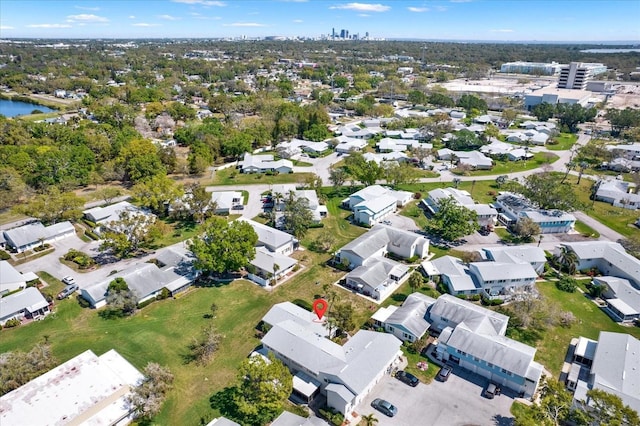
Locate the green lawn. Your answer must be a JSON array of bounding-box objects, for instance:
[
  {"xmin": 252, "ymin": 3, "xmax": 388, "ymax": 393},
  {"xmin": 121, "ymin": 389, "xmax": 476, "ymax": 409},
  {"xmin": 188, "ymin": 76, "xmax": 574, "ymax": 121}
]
[
  {"xmin": 547, "ymin": 133, "xmax": 578, "ymax": 151},
  {"xmin": 573, "ymin": 220, "xmax": 600, "ymax": 238},
  {"xmin": 533, "ymin": 281, "xmax": 640, "ymax": 375},
  {"xmin": 209, "ymin": 168, "xmax": 314, "ymax": 185},
  {"xmin": 454, "ymin": 152, "xmax": 559, "ymax": 177},
  {"xmin": 399, "ymin": 201, "xmax": 429, "ymax": 229},
  {"xmin": 0, "ymin": 210, "xmax": 28, "ymax": 226}
]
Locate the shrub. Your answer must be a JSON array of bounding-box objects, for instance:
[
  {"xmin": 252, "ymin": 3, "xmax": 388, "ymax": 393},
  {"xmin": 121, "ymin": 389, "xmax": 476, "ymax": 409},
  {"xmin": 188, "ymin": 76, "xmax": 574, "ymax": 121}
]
[
  {"xmin": 414, "ymin": 192, "xmax": 422, "ymax": 199},
  {"xmin": 319, "ymin": 408, "xmax": 344, "ymax": 426},
  {"xmin": 0, "ymin": 249, "xmax": 10, "ymax": 260},
  {"xmin": 156, "ymin": 287, "xmax": 171, "ymax": 300},
  {"xmin": 3, "ymin": 318, "xmax": 21, "ymax": 328},
  {"xmin": 26, "ymin": 279, "xmax": 41, "ymax": 288},
  {"xmin": 64, "ymin": 249, "xmax": 96, "ymax": 269},
  {"xmin": 292, "ymin": 298, "xmax": 312, "ymax": 311},
  {"xmin": 137, "ymin": 298, "xmax": 157, "ymax": 309},
  {"xmin": 84, "ymin": 230, "xmax": 100, "ymax": 240},
  {"xmin": 83, "ymin": 219, "xmax": 97, "ymax": 228},
  {"xmin": 308, "ymin": 222, "xmax": 325, "ymax": 229},
  {"xmin": 77, "ymin": 295, "xmax": 91, "ymax": 308},
  {"xmin": 33, "ymin": 244, "xmax": 51, "ymax": 253},
  {"xmin": 556, "ymin": 276, "xmax": 577, "ymax": 293}
]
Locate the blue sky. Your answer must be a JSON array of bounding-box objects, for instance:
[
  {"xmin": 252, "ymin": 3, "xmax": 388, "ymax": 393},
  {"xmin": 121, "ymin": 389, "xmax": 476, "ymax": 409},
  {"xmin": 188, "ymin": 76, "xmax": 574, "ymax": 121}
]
[{"xmin": 1, "ymin": 0, "xmax": 639, "ymax": 41}]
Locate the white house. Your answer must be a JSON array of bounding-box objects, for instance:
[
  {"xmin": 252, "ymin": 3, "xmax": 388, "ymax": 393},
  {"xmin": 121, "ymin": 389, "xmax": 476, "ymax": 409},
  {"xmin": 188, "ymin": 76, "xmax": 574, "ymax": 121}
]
[
  {"xmin": 247, "ymin": 247, "xmax": 298, "ymax": 287},
  {"xmin": 345, "ymin": 185, "xmax": 412, "ymax": 226},
  {"xmin": 0, "ymin": 349, "xmax": 144, "ymax": 426},
  {"xmin": 241, "ymin": 153, "xmax": 293, "ymax": 174},
  {"xmin": 83, "ymin": 201, "xmax": 156, "ymax": 235},
  {"xmin": 0, "ymin": 287, "xmax": 50, "ymax": 326},
  {"xmin": 0, "ymin": 261, "xmax": 28, "ymax": 295},
  {"xmin": 211, "ymin": 191, "xmax": 243, "ymax": 214},
  {"xmin": 482, "ymin": 246, "xmax": 547, "ymax": 274},
  {"xmin": 423, "ymin": 188, "xmax": 498, "ymax": 228},
  {"xmin": 606, "ymin": 143, "xmax": 640, "ymax": 160},
  {"xmin": 237, "ymin": 218, "xmax": 296, "ymax": 255},
  {"xmin": 344, "ymin": 257, "xmax": 410, "ymax": 301},
  {"xmin": 276, "ymin": 138, "xmax": 330, "ymax": 158},
  {"xmin": 592, "ymin": 276, "xmax": 640, "ymax": 323},
  {"xmin": 372, "ymin": 292, "xmax": 436, "ymax": 342},
  {"xmin": 595, "ymin": 180, "xmax": 640, "ymax": 210},
  {"xmin": 260, "ymin": 303, "xmax": 403, "ymax": 417},
  {"xmin": 334, "ymin": 135, "xmax": 368, "ymax": 153},
  {"xmin": 2, "ymin": 221, "xmax": 76, "ymax": 253}
]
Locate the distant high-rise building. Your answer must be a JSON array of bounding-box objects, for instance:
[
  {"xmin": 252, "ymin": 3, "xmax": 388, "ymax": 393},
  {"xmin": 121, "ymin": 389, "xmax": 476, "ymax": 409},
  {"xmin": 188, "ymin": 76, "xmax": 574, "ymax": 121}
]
[
  {"xmin": 332, "ymin": 28, "xmax": 335, "ymax": 39},
  {"xmin": 365, "ymin": 32, "xmax": 369, "ymax": 38},
  {"xmin": 557, "ymin": 62, "xmax": 607, "ymax": 90}
]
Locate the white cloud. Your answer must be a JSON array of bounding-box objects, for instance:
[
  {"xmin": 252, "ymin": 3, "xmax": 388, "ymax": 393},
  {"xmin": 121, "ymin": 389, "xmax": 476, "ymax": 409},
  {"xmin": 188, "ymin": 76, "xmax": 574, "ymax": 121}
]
[
  {"xmin": 292, "ymin": 19, "xmax": 303, "ymax": 23},
  {"xmin": 0, "ymin": 25, "xmax": 15, "ymax": 30},
  {"xmin": 434, "ymin": 6, "xmax": 448, "ymax": 11},
  {"xmin": 407, "ymin": 7, "xmax": 429, "ymax": 12},
  {"xmin": 27, "ymin": 23, "xmax": 72, "ymax": 28},
  {"xmin": 157, "ymin": 14, "xmax": 180, "ymax": 20},
  {"xmin": 74, "ymin": 5, "xmax": 100, "ymax": 11},
  {"xmin": 171, "ymin": 0, "xmax": 226, "ymax": 5},
  {"xmin": 490, "ymin": 29, "xmax": 514, "ymax": 33},
  {"xmin": 223, "ymin": 22, "xmax": 266, "ymax": 27},
  {"xmin": 132, "ymin": 23, "xmax": 161, "ymax": 27},
  {"xmin": 358, "ymin": 13, "xmax": 370, "ymax": 17},
  {"xmin": 330, "ymin": 3, "xmax": 390, "ymax": 12},
  {"xmin": 129, "ymin": 15, "xmax": 136, "ymax": 19},
  {"xmin": 66, "ymin": 14, "xmax": 109, "ymax": 23},
  {"xmin": 450, "ymin": 0, "xmax": 473, "ymax": 3}
]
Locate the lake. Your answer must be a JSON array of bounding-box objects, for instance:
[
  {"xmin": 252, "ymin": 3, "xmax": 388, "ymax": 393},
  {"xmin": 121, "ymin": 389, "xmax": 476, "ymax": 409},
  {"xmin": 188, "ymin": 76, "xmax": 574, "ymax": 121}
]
[
  {"xmin": 580, "ymin": 48, "xmax": 640, "ymax": 53},
  {"xmin": 0, "ymin": 98, "xmax": 56, "ymax": 117}
]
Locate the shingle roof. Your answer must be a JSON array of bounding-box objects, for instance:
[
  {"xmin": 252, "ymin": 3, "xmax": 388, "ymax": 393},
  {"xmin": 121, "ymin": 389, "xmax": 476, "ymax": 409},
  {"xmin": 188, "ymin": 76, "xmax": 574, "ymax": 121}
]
[
  {"xmin": 340, "ymin": 225, "xmax": 426, "ymax": 263},
  {"xmin": 590, "ymin": 332, "xmax": 640, "ymax": 413},
  {"xmin": 483, "ymin": 246, "xmax": 547, "ymax": 264},
  {"xmin": 469, "ymin": 261, "xmax": 537, "ymax": 282},
  {"xmin": 3, "ymin": 221, "xmax": 74, "ymax": 249},
  {"xmin": 83, "ymin": 201, "xmax": 141, "ymax": 224},
  {"xmin": 237, "ymin": 218, "xmax": 294, "ymax": 252},
  {"xmin": 429, "ymin": 294, "xmax": 509, "ymax": 336},
  {"xmin": 0, "ymin": 261, "xmax": 25, "ymax": 289},
  {"xmin": 386, "ymin": 292, "xmax": 435, "ymax": 338},
  {"xmin": 251, "ymin": 247, "xmax": 297, "ymax": 275},
  {"xmin": 0, "ymin": 287, "xmax": 48, "ymax": 318}
]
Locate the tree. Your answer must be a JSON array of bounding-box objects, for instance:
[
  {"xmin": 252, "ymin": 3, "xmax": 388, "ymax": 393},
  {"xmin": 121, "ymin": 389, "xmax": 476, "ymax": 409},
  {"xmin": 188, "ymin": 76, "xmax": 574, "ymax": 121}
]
[
  {"xmin": 447, "ymin": 129, "xmax": 483, "ymax": 151},
  {"xmin": 555, "ymin": 103, "xmax": 597, "ymax": 133},
  {"xmin": 532, "ymin": 102, "xmax": 555, "ymax": 122},
  {"xmin": 0, "ymin": 342, "xmax": 56, "ymax": 396},
  {"xmin": 555, "ymin": 275, "xmax": 577, "ymax": 293},
  {"xmin": 408, "ymin": 90, "xmax": 428, "ymax": 106},
  {"xmin": 585, "ymin": 388, "xmax": 640, "ymax": 426},
  {"xmin": 524, "ymin": 379, "xmax": 577, "ymax": 426},
  {"xmin": 514, "ymin": 217, "xmax": 541, "ymax": 241},
  {"xmin": 99, "ymin": 210, "xmax": 159, "ymax": 258},
  {"xmin": 117, "ymin": 139, "xmax": 165, "ymax": 183},
  {"xmin": 408, "ymin": 272, "xmax": 423, "ymax": 292},
  {"xmin": 189, "ymin": 324, "xmax": 222, "ymax": 365},
  {"xmin": 329, "ymin": 167, "xmax": 348, "ymax": 189},
  {"xmin": 554, "ymin": 246, "xmax": 578, "ymax": 275},
  {"xmin": 576, "ymin": 161, "xmax": 589, "ymax": 185},
  {"xmin": 0, "ymin": 166, "xmax": 27, "ymax": 209},
  {"xmin": 328, "ymin": 302, "xmax": 355, "ymax": 336},
  {"xmin": 383, "ymin": 162, "xmax": 418, "ymax": 187},
  {"xmin": 425, "ymin": 197, "xmax": 479, "ymax": 242},
  {"xmin": 233, "ymin": 354, "xmax": 293, "ymax": 426},
  {"xmin": 344, "ymin": 152, "xmax": 382, "ymax": 186},
  {"xmin": 361, "ymin": 413, "xmax": 379, "ymax": 426},
  {"xmin": 103, "ymin": 277, "xmax": 138, "ymax": 317},
  {"xmin": 495, "ymin": 175, "xmax": 508, "ymax": 189},
  {"xmin": 188, "ymin": 217, "xmax": 258, "ymax": 275},
  {"xmin": 126, "ymin": 363, "xmax": 174, "ymax": 421},
  {"xmin": 282, "ymin": 192, "xmax": 315, "ymax": 238},
  {"xmin": 94, "ymin": 187, "xmax": 123, "ymax": 205},
  {"xmin": 523, "ymin": 172, "xmax": 580, "ymax": 212},
  {"xmin": 456, "ymin": 94, "xmax": 487, "ymax": 113},
  {"xmin": 502, "ymin": 108, "xmax": 518, "ymax": 125},
  {"xmin": 311, "ymin": 231, "xmax": 336, "ymax": 253},
  {"xmin": 15, "ymin": 187, "xmax": 84, "ymax": 224},
  {"xmin": 131, "ymin": 175, "xmax": 184, "ymax": 216}
]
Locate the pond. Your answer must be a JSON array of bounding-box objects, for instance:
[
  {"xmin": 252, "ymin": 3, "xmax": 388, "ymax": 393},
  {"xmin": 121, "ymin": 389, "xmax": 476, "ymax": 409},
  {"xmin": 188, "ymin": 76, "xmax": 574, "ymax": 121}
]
[{"xmin": 0, "ymin": 98, "xmax": 56, "ymax": 117}]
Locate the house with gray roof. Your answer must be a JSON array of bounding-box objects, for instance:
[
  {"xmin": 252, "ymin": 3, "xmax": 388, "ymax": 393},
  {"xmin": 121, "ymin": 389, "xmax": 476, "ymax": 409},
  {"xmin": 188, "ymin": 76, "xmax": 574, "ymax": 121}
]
[
  {"xmin": 0, "ymin": 261, "xmax": 28, "ymax": 295},
  {"xmin": 372, "ymin": 292, "xmax": 435, "ymax": 342},
  {"xmin": 210, "ymin": 191, "xmax": 243, "ymax": 214},
  {"xmin": 344, "ymin": 257, "xmax": 409, "ymax": 302},
  {"xmin": 344, "ymin": 185, "xmax": 413, "ymax": 226},
  {"xmin": 276, "ymin": 138, "xmax": 330, "ymax": 158},
  {"xmin": 555, "ymin": 241, "xmax": 640, "ymax": 287},
  {"xmin": 566, "ymin": 332, "xmax": 640, "ymax": 415},
  {"xmin": 237, "ymin": 218, "xmax": 296, "ymax": 255},
  {"xmin": 0, "ymin": 287, "xmax": 50, "ymax": 326},
  {"xmin": 247, "ymin": 247, "xmax": 298, "ymax": 287},
  {"xmin": 206, "ymin": 417, "xmax": 241, "ymax": 426},
  {"xmin": 482, "ymin": 246, "xmax": 547, "ymax": 274},
  {"xmin": 261, "ymin": 303, "xmax": 402, "ymax": 418},
  {"xmin": 2, "ymin": 221, "xmax": 75, "ymax": 253},
  {"xmin": 334, "ymin": 135, "xmax": 368, "ymax": 153},
  {"xmin": 424, "ymin": 188, "xmax": 498, "ymax": 227},
  {"xmin": 592, "ymin": 276, "xmax": 640, "ymax": 323},
  {"xmin": 241, "ymin": 152, "xmax": 293, "ymax": 174},
  {"xmin": 81, "ymin": 256, "xmax": 197, "ymax": 309},
  {"xmin": 428, "ymin": 294, "xmax": 509, "ymax": 335},
  {"xmin": 270, "ymin": 411, "xmax": 329, "ymax": 426},
  {"xmin": 606, "ymin": 142, "xmax": 640, "ymax": 160},
  {"xmin": 495, "ymin": 192, "xmax": 576, "ymax": 233},
  {"xmin": 595, "ymin": 179, "xmax": 640, "ymax": 210}
]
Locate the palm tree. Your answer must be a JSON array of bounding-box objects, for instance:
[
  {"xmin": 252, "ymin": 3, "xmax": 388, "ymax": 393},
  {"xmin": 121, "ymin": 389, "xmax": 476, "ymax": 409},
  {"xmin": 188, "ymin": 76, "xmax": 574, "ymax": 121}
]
[
  {"xmin": 554, "ymin": 246, "xmax": 579, "ymax": 274},
  {"xmin": 361, "ymin": 413, "xmax": 378, "ymax": 426},
  {"xmin": 561, "ymin": 161, "xmax": 576, "ymax": 184},
  {"xmin": 576, "ymin": 161, "xmax": 589, "ymax": 185},
  {"xmin": 272, "ymin": 263, "xmax": 280, "ymax": 286}
]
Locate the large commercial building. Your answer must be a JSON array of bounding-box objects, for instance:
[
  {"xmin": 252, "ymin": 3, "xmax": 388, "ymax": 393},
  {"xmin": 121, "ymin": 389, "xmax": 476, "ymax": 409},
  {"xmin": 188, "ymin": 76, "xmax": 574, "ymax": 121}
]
[
  {"xmin": 557, "ymin": 62, "xmax": 607, "ymax": 90},
  {"xmin": 500, "ymin": 61, "xmax": 564, "ymax": 75}
]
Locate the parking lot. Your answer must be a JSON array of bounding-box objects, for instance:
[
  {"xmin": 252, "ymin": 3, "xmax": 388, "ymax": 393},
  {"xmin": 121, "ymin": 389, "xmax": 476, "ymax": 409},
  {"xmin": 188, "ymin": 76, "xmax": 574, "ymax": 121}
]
[{"xmin": 356, "ymin": 368, "xmax": 514, "ymax": 426}]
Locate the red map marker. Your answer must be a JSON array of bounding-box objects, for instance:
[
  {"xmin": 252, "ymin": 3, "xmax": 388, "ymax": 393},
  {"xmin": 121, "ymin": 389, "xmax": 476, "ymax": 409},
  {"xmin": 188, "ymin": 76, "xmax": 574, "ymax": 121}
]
[{"xmin": 313, "ymin": 298, "xmax": 328, "ymax": 320}]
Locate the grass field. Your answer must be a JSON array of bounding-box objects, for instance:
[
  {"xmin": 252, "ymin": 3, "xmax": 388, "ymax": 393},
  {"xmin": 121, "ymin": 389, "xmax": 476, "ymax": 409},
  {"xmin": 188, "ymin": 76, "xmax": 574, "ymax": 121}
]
[
  {"xmin": 533, "ymin": 281, "xmax": 640, "ymax": 375},
  {"xmin": 210, "ymin": 168, "xmax": 313, "ymax": 185},
  {"xmin": 573, "ymin": 220, "xmax": 600, "ymax": 238},
  {"xmin": 547, "ymin": 133, "xmax": 578, "ymax": 151},
  {"xmin": 454, "ymin": 152, "xmax": 559, "ymax": 177}
]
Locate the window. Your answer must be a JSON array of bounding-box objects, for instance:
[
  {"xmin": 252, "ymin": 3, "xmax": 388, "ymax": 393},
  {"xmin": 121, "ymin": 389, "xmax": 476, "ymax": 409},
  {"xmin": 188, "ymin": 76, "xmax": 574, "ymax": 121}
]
[
  {"xmin": 473, "ymin": 357, "xmax": 480, "ymax": 362},
  {"xmin": 487, "ymin": 362, "xmax": 494, "ymax": 368}
]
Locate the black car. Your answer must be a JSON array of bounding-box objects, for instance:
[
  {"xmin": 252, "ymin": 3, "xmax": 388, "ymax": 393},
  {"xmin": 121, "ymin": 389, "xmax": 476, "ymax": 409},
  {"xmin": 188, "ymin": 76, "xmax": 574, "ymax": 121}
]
[
  {"xmin": 395, "ymin": 370, "xmax": 419, "ymax": 387},
  {"xmin": 437, "ymin": 365, "xmax": 453, "ymax": 382},
  {"xmin": 371, "ymin": 398, "xmax": 397, "ymax": 417}
]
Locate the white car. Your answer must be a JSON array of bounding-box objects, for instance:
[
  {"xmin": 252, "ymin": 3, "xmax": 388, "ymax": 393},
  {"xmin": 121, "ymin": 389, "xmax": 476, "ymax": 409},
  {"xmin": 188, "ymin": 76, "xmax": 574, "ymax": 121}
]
[{"xmin": 62, "ymin": 276, "xmax": 76, "ymax": 285}]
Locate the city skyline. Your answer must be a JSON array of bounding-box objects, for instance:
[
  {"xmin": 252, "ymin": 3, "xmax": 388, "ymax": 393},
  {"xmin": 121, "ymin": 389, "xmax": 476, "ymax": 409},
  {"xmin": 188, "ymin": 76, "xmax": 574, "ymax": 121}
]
[{"xmin": 0, "ymin": 0, "xmax": 639, "ymax": 42}]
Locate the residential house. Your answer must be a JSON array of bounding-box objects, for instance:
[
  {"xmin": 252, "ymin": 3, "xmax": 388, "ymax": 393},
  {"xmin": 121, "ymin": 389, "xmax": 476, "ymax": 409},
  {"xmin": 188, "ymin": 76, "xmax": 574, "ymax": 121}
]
[
  {"xmin": 272, "ymin": 188, "xmax": 327, "ymax": 222},
  {"xmin": 423, "ymin": 188, "xmax": 498, "ymax": 227},
  {"xmin": 81, "ymin": 248, "xmax": 197, "ymax": 308},
  {"xmin": 83, "ymin": 201, "xmax": 153, "ymax": 234},
  {"xmin": 422, "ymin": 249, "xmax": 539, "ymax": 299},
  {"xmin": 247, "ymin": 247, "xmax": 298, "ymax": 287},
  {"xmin": 270, "ymin": 411, "xmax": 329, "ymax": 426},
  {"xmin": 0, "ymin": 349, "xmax": 144, "ymax": 426},
  {"xmin": 0, "ymin": 261, "xmax": 28, "ymax": 295},
  {"xmin": 241, "ymin": 153, "xmax": 293, "ymax": 174},
  {"xmin": 0, "ymin": 287, "xmax": 50, "ymax": 326},
  {"xmin": 482, "ymin": 246, "xmax": 547, "ymax": 274},
  {"xmin": 606, "ymin": 157, "xmax": 640, "ymax": 172},
  {"xmin": 565, "ymin": 332, "xmax": 640, "ymax": 415},
  {"xmin": 2, "ymin": 221, "xmax": 76, "ymax": 253},
  {"xmin": 211, "ymin": 191, "xmax": 243, "ymax": 214},
  {"xmin": 345, "ymin": 185, "xmax": 412, "ymax": 226},
  {"xmin": 338, "ymin": 125, "xmax": 378, "ymax": 139},
  {"xmin": 444, "ymin": 150, "xmax": 493, "ymax": 170},
  {"xmin": 371, "ymin": 292, "xmax": 435, "ymax": 342},
  {"xmin": 334, "ymin": 135, "xmax": 368, "ymax": 153},
  {"xmin": 592, "ymin": 276, "xmax": 640, "ymax": 323},
  {"xmin": 494, "ymin": 192, "xmax": 576, "ymax": 233},
  {"xmin": 260, "ymin": 303, "xmax": 403, "ymax": 417},
  {"xmin": 555, "ymin": 241, "xmax": 640, "ymax": 287},
  {"xmin": 428, "ymin": 294, "xmax": 509, "ymax": 334},
  {"xmin": 237, "ymin": 218, "xmax": 296, "ymax": 255},
  {"xmin": 276, "ymin": 138, "xmax": 330, "ymax": 158},
  {"xmin": 595, "ymin": 180, "xmax": 640, "ymax": 210},
  {"xmin": 606, "ymin": 143, "xmax": 640, "ymax": 160},
  {"xmin": 344, "ymin": 257, "xmax": 410, "ymax": 301},
  {"xmin": 206, "ymin": 418, "xmax": 241, "ymax": 426},
  {"xmin": 363, "ymin": 151, "xmax": 409, "ymax": 165}
]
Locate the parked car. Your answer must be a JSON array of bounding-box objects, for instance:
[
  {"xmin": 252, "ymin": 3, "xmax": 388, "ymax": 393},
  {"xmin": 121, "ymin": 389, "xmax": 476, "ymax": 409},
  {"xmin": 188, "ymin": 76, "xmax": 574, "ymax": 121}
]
[
  {"xmin": 57, "ymin": 284, "xmax": 79, "ymax": 300},
  {"xmin": 437, "ymin": 365, "xmax": 453, "ymax": 382},
  {"xmin": 395, "ymin": 370, "xmax": 419, "ymax": 387},
  {"xmin": 61, "ymin": 276, "xmax": 76, "ymax": 285},
  {"xmin": 232, "ymin": 204, "xmax": 244, "ymax": 210},
  {"xmin": 371, "ymin": 398, "xmax": 397, "ymax": 417},
  {"xmin": 484, "ymin": 383, "xmax": 499, "ymax": 399}
]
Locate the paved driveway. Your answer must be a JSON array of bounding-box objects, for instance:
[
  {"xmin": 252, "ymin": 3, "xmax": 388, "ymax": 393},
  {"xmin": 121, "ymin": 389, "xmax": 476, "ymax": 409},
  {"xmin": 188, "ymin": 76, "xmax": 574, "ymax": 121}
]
[{"xmin": 356, "ymin": 371, "xmax": 514, "ymax": 426}]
